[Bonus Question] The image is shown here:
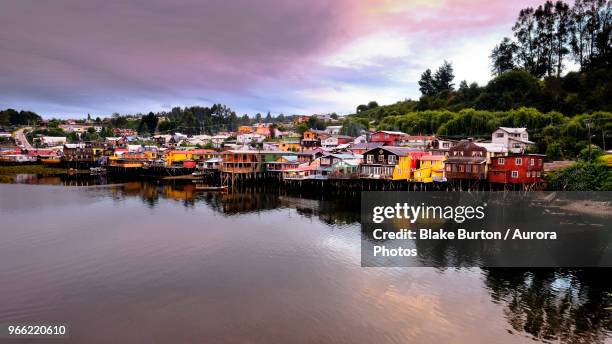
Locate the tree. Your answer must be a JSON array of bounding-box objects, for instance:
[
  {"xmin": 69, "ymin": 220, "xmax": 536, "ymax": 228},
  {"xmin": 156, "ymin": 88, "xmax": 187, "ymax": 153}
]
[
  {"xmin": 433, "ymin": 60, "xmax": 455, "ymax": 92},
  {"xmin": 514, "ymin": 7, "xmax": 542, "ymax": 76},
  {"xmin": 490, "ymin": 37, "xmax": 518, "ymax": 76},
  {"xmin": 367, "ymin": 101, "xmax": 379, "ymax": 109},
  {"xmin": 140, "ymin": 112, "xmax": 159, "ymax": 135},
  {"xmin": 356, "ymin": 104, "xmax": 369, "ymax": 113},
  {"xmin": 418, "ymin": 69, "xmax": 436, "ymax": 96},
  {"xmin": 553, "ymin": 1, "xmax": 572, "ymax": 76},
  {"xmin": 534, "ymin": 1, "xmax": 557, "ymax": 77}
]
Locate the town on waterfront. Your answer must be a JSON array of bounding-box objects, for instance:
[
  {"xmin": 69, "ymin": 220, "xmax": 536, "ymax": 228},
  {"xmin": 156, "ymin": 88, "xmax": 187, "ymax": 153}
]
[
  {"xmin": 0, "ymin": 112, "xmax": 610, "ymax": 191},
  {"xmin": 1, "ymin": 0, "xmax": 611, "ymax": 343}
]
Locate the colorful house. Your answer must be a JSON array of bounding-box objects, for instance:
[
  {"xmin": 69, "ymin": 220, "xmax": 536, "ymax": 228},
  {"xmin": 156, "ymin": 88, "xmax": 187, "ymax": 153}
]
[
  {"xmin": 369, "ymin": 131, "xmax": 408, "ymax": 146},
  {"xmin": 265, "ymin": 155, "xmax": 300, "ymax": 172},
  {"xmin": 360, "ymin": 146, "xmax": 416, "ymax": 180},
  {"xmin": 444, "ymin": 140, "xmax": 488, "ymax": 180},
  {"xmin": 166, "ymin": 149, "xmax": 216, "ymax": 166},
  {"xmin": 220, "ymin": 150, "xmax": 289, "ymax": 173},
  {"xmin": 413, "ymin": 155, "xmax": 447, "ymax": 183},
  {"xmin": 300, "ymin": 131, "xmax": 321, "ymax": 148},
  {"xmin": 278, "ymin": 141, "xmax": 301, "ymax": 152},
  {"xmin": 238, "ymin": 126, "xmax": 254, "ymax": 134},
  {"xmin": 488, "ymin": 154, "xmax": 545, "ymax": 184}
]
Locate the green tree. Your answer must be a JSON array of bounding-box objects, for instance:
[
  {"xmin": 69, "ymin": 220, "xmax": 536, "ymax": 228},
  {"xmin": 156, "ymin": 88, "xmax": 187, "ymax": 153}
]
[
  {"xmin": 418, "ymin": 69, "xmax": 436, "ymax": 96},
  {"xmin": 433, "ymin": 61, "xmax": 455, "ymax": 92},
  {"xmin": 490, "ymin": 37, "xmax": 518, "ymax": 76}
]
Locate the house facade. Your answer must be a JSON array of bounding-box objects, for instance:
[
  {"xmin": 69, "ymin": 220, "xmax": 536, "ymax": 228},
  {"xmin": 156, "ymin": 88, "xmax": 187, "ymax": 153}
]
[
  {"xmin": 413, "ymin": 155, "xmax": 447, "ymax": 183},
  {"xmin": 491, "ymin": 127, "xmax": 534, "ymax": 153},
  {"xmin": 360, "ymin": 146, "xmax": 414, "ymax": 180},
  {"xmin": 369, "ymin": 131, "xmax": 408, "ymax": 146},
  {"xmin": 488, "ymin": 154, "xmax": 545, "ymax": 184},
  {"xmin": 445, "ymin": 140, "xmax": 488, "ymax": 180}
]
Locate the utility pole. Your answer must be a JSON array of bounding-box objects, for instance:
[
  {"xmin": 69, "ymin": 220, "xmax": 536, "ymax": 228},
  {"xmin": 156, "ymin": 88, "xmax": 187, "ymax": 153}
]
[{"xmin": 585, "ymin": 119, "xmax": 592, "ymax": 162}]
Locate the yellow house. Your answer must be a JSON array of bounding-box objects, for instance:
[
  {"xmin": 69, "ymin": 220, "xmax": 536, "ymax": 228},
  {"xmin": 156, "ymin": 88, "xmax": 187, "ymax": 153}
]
[
  {"xmin": 391, "ymin": 155, "xmax": 413, "ymax": 180},
  {"xmin": 166, "ymin": 149, "xmax": 216, "ymax": 166},
  {"xmin": 279, "ymin": 141, "xmax": 301, "ymax": 152},
  {"xmin": 413, "ymin": 155, "xmax": 447, "ymax": 183}
]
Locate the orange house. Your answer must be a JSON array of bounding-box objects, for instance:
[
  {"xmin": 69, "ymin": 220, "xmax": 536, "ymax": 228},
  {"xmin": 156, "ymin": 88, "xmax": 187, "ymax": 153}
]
[{"xmin": 238, "ymin": 126, "xmax": 253, "ymax": 134}]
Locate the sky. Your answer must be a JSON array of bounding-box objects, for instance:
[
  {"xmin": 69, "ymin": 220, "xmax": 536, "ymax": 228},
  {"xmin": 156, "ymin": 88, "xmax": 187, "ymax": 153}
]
[{"xmin": 0, "ymin": 0, "xmax": 543, "ymax": 118}]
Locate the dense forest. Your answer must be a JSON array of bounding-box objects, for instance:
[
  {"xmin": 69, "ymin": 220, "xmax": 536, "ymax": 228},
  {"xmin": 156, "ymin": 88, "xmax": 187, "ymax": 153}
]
[
  {"xmin": 0, "ymin": 108, "xmax": 42, "ymax": 127},
  {"xmin": 346, "ymin": 0, "xmax": 611, "ymax": 160}
]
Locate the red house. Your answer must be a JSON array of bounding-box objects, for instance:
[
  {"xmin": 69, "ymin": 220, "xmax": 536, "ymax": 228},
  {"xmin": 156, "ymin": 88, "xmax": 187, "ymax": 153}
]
[
  {"xmin": 488, "ymin": 154, "xmax": 545, "ymax": 184},
  {"xmin": 369, "ymin": 131, "xmax": 408, "ymax": 146}
]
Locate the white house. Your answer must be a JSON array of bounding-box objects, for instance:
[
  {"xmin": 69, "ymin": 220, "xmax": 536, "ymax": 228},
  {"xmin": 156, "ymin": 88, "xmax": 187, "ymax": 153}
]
[
  {"xmin": 491, "ymin": 127, "xmax": 534, "ymax": 153},
  {"xmin": 237, "ymin": 133, "xmax": 265, "ymax": 145},
  {"xmin": 325, "ymin": 125, "xmax": 342, "ymax": 135},
  {"xmin": 211, "ymin": 134, "xmax": 230, "ymax": 148},
  {"xmin": 40, "ymin": 136, "xmax": 67, "ymax": 147},
  {"xmin": 321, "ymin": 136, "xmax": 339, "ymax": 148},
  {"xmin": 353, "ymin": 134, "xmax": 367, "ymax": 144}
]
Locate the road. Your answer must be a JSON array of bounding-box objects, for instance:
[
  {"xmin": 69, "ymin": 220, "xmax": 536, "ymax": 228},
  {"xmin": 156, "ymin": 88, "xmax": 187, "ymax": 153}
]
[{"xmin": 14, "ymin": 127, "xmax": 33, "ymax": 149}]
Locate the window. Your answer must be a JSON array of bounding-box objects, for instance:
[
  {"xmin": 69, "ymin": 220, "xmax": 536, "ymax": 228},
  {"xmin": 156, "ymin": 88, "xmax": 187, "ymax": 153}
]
[
  {"xmin": 378, "ymin": 154, "xmax": 384, "ymax": 163},
  {"xmin": 459, "ymin": 165, "xmax": 465, "ymax": 172},
  {"xmin": 526, "ymin": 171, "xmax": 531, "ymax": 177},
  {"xmin": 496, "ymin": 132, "xmax": 504, "ymax": 138},
  {"xmin": 446, "ymin": 165, "xmax": 451, "ymax": 172},
  {"xmin": 511, "ymin": 171, "xmax": 519, "ymax": 178},
  {"xmin": 515, "ymin": 158, "xmax": 522, "ymax": 165},
  {"xmin": 530, "ymin": 158, "xmax": 535, "ymax": 166},
  {"xmin": 498, "ymin": 158, "xmax": 505, "ymax": 165},
  {"xmin": 367, "ymin": 155, "xmax": 373, "ymax": 164},
  {"xmin": 388, "ymin": 155, "xmax": 396, "ymax": 165}
]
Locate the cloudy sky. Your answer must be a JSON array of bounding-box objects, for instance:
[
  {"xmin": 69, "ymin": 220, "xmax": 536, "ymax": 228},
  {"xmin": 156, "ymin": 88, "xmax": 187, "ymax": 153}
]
[{"xmin": 0, "ymin": 0, "xmax": 541, "ymax": 118}]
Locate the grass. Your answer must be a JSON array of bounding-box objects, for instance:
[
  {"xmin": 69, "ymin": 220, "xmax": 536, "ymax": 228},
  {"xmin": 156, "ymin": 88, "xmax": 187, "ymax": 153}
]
[{"xmin": 0, "ymin": 165, "xmax": 83, "ymax": 175}]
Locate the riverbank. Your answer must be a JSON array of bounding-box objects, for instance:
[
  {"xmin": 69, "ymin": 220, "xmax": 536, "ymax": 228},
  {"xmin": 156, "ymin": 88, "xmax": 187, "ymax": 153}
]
[{"xmin": 0, "ymin": 164, "xmax": 88, "ymax": 175}]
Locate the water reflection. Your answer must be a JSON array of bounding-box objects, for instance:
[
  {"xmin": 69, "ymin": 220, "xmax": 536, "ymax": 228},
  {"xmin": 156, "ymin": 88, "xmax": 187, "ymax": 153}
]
[
  {"xmin": 483, "ymin": 268, "xmax": 611, "ymax": 343},
  {"xmin": 0, "ymin": 181, "xmax": 609, "ymax": 343}
]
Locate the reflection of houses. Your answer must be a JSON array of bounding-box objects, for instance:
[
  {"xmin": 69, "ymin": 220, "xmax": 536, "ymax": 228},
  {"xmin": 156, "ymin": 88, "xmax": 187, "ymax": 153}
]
[
  {"xmin": 445, "ymin": 140, "xmax": 487, "ymax": 180},
  {"xmin": 359, "ymin": 146, "xmax": 416, "ymax": 180},
  {"xmin": 413, "ymin": 155, "xmax": 447, "ymax": 183},
  {"xmin": 488, "ymin": 154, "xmax": 545, "ymax": 184},
  {"xmin": 491, "ymin": 127, "xmax": 534, "ymax": 153}
]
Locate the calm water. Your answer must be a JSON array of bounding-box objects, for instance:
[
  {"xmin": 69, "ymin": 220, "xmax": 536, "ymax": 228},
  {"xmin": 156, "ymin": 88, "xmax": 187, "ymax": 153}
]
[{"xmin": 0, "ymin": 181, "xmax": 610, "ymax": 343}]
